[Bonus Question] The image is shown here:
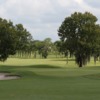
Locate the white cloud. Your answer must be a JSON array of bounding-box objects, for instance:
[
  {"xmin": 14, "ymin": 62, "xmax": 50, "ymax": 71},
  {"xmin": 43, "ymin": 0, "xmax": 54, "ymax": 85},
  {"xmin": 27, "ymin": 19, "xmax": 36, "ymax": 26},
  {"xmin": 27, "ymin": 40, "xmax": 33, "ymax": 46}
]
[
  {"xmin": 0, "ymin": 0, "xmax": 100, "ymax": 41},
  {"xmin": 57, "ymin": 0, "xmax": 71, "ymax": 7},
  {"xmin": 0, "ymin": 0, "xmax": 54, "ymax": 18}
]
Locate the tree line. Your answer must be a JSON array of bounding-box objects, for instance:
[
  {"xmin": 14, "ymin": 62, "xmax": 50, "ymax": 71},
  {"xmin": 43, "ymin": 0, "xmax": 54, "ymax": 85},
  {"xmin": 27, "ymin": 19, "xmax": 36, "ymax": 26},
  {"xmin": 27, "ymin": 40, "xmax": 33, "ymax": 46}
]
[
  {"xmin": 13, "ymin": 38, "xmax": 64, "ymax": 59},
  {"xmin": 0, "ymin": 11, "xmax": 100, "ymax": 67},
  {"xmin": 0, "ymin": 18, "xmax": 62, "ymax": 60}
]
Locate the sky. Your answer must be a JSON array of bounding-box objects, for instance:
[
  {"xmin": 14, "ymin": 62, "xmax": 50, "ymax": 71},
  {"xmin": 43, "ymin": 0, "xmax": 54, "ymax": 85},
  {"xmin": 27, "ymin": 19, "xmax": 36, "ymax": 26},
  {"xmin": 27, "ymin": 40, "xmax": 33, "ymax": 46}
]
[{"xmin": 0, "ymin": 0, "xmax": 100, "ymax": 41}]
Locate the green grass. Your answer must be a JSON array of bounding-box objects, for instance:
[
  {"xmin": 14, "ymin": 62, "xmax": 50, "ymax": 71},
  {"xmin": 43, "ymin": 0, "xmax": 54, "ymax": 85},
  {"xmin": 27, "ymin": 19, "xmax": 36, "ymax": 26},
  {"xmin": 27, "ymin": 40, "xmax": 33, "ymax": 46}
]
[{"xmin": 0, "ymin": 58, "xmax": 100, "ymax": 100}]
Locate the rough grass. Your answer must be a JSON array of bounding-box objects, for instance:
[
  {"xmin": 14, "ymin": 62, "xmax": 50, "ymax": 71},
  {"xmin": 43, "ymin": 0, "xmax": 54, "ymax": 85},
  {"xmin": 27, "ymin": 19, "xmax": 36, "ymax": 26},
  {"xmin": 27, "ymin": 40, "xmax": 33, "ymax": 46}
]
[{"xmin": 0, "ymin": 58, "xmax": 100, "ymax": 100}]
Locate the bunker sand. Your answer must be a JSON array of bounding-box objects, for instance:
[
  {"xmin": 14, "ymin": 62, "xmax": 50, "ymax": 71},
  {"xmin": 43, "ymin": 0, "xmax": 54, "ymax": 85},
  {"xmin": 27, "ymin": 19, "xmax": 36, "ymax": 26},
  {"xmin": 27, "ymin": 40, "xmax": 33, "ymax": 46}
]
[{"xmin": 0, "ymin": 73, "xmax": 20, "ymax": 80}]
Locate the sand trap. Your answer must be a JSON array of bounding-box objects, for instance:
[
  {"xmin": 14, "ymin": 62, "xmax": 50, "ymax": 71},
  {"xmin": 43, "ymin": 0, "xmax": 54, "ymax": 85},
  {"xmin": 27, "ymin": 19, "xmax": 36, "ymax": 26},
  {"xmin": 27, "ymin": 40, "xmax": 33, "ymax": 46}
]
[{"xmin": 0, "ymin": 73, "xmax": 20, "ymax": 80}]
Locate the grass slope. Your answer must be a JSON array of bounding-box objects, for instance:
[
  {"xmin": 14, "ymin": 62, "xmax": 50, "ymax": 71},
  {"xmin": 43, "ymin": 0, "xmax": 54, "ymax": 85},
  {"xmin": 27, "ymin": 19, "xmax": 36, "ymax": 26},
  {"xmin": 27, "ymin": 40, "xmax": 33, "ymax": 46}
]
[{"xmin": 0, "ymin": 58, "xmax": 100, "ymax": 100}]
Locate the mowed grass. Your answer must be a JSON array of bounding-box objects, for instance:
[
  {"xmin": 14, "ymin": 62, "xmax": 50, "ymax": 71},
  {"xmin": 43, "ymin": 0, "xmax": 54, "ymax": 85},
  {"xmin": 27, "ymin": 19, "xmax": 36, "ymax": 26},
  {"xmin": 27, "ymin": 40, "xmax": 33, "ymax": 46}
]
[{"xmin": 0, "ymin": 57, "xmax": 100, "ymax": 100}]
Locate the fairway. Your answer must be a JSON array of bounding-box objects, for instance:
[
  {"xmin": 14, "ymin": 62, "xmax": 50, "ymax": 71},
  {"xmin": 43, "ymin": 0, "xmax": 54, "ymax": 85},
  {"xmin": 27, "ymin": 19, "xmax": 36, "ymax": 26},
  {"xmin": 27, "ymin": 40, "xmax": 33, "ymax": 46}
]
[{"xmin": 0, "ymin": 58, "xmax": 100, "ymax": 100}]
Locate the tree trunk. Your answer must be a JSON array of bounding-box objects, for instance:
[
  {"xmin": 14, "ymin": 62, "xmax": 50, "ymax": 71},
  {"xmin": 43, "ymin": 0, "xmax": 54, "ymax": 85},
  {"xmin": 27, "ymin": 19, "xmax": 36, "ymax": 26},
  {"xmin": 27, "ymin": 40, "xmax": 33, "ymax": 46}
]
[
  {"xmin": 66, "ymin": 56, "xmax": 68, "ymax": 64},
  {"xmin": 34, "ymin": 51, "xmax": 37, "ymax": 58},
  {"xmin": 78, "ymin": 55, "xmax": 83, "ymax": 67},
  {"xmin": 79, "ymin": 60, "xmax": 82, "ymax": 67},
  {"xmin": 94, "ymin": 56, "xmax": 96, "ymax": 65}
]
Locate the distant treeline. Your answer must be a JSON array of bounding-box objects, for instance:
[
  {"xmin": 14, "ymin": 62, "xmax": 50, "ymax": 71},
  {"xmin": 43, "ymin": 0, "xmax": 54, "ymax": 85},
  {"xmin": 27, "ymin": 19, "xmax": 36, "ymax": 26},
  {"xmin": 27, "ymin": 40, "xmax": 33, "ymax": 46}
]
[{"xmin": 0, "ymin": 11, "xmax": 100, "ymax": 68}]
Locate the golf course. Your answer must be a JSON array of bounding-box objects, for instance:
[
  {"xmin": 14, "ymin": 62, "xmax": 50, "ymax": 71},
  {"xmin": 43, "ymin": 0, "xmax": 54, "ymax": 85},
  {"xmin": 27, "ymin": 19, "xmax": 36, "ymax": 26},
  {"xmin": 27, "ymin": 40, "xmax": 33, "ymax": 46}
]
[
  {"xmin": 0, "ymin": 3, "xmax": 100, "ymax": 100},
  {"xmin": 0, "ymin": 57, "xmax": 100, "ymax": 100}
]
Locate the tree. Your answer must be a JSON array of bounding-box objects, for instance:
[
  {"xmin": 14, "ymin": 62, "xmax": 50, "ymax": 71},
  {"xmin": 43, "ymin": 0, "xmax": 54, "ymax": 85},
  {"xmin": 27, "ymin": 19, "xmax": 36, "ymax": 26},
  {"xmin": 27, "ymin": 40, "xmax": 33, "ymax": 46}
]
[
  {"xmin": 0, "ymin": 17, "xmax": 33, "ymax": 61},
  {"xmin": 15, "ymin": 24, "xmax": 33, "ymax": 58},
  {"xmin": 58, "ymin": 12, "xmax": 100, "ymax": 67},
  {"xmin": 54, "ymin": 41, "xmax": 64, "ymax": 57},
  {"xmin": 0, "ymin": 18, "xmax": 16, "ymax": 61},
  {"xmin": 41, "ymin": 38, "xmax": 52, "ymax": 58},
  {"xmin": 31, "ymin": 40, "xmax": 43, "ymax": 58},
  {"xmin": 32, "ymin": 38, "xmax": 52, "ymax": 59}
]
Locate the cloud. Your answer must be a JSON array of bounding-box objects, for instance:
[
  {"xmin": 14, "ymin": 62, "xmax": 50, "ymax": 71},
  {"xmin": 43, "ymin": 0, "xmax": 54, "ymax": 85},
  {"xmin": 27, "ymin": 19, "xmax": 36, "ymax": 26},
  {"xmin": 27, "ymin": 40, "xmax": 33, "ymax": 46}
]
[
  {"xmin": 84, "ymin": 0, "xmax": 100, "ymax": 8},
  {"xmin": 0, "ymin": 0, "xmax": 100, "ymax": 41}
]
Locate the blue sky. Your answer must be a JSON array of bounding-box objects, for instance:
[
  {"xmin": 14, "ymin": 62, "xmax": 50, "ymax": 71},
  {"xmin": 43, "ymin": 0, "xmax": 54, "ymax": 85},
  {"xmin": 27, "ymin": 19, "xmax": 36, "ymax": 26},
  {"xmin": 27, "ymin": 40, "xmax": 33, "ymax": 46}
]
[{"xmin": 0, "ymin": 0, "xmax": 100, "ymax": 41}]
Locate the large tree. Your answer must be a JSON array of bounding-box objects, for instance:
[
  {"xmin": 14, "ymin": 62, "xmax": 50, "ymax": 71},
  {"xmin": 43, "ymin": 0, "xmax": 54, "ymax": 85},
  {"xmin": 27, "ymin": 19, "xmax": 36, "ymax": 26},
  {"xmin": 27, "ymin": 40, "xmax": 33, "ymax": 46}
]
[
  {"xmin": 0, "ymin": 18, "xmax": 33, "ymax": 61},
  {"xmin": 58, "ymin": 12, "xmax": 100, "ymax": 67},
  {"xmin": 0, "ymin": 18, "xmax": 16, "ymax": 61}
]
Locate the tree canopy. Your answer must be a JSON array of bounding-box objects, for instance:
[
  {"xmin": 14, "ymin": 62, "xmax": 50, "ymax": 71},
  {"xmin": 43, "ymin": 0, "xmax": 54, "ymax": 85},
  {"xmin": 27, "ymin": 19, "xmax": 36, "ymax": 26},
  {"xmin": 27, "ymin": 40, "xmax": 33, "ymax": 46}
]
[
  {"xmin": 0, "ymin": 18, "xmax": 16, "ymax": 61},
  {"xmin": 58, "ymin": 12, "xmax": 100, "ymax": 67},
  {"xmin": 0, "ymin": 18, "xmax": 32, "ymax": 61}
]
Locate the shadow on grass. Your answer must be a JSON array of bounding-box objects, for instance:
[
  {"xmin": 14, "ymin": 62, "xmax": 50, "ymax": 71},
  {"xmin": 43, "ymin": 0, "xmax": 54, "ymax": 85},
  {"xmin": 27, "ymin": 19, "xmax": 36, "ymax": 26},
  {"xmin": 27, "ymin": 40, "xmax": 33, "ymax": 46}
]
[
  {"xmin": 51, "ymin": 58, "xmax": 75, "ymax": 62},
  {"xmin": 83, "ymin": 73, "xmax": 100, "ymax": 80},
  {"xmin": 84, "ymin": 65, "xmax": 100, "ymax": 69},
  {"xmin": 0, "ymin": 64, "xmax": 61, "ymax": 70},
  {"xmin": 28, "ymin": 65, "xmax": 61, "ymax": 69},
  {"xmin": 0, "ymin": 68, "xmax": 64, "ymax": 80},
  {"xmin": 0, "ymin": 65, "xmax": 64, "ymax": 79}
]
